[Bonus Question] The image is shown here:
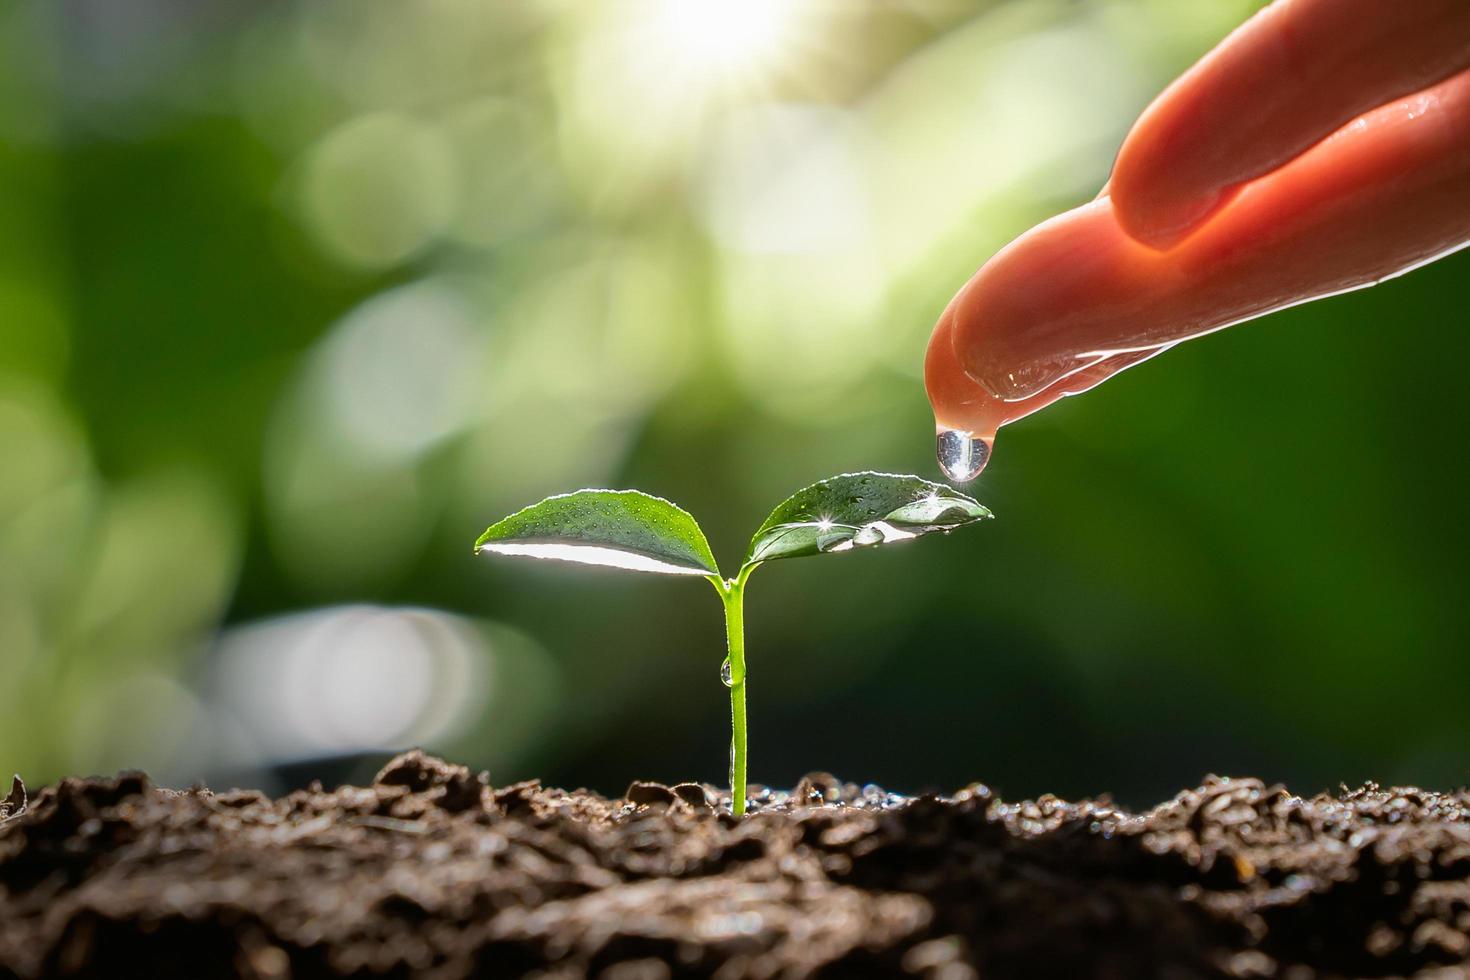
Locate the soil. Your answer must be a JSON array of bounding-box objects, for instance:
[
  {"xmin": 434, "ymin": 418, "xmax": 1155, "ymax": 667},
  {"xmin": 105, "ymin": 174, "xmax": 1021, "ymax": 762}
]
[{"xmin": 2, "ymin": 753, "xmax": 1470, "ymax": 980}]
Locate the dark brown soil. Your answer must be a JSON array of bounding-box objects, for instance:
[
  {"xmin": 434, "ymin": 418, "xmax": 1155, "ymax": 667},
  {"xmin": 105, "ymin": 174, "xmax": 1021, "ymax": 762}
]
[{"xmin": 3, "ymin": 753, "xmax": 1470, "ymax": 980}]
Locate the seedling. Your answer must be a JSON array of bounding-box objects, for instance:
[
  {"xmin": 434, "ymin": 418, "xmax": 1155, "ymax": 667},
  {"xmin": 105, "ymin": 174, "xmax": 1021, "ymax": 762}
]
[{"xmin": 474, "ymin": 472, "xmax": 991, "ymax": 814}]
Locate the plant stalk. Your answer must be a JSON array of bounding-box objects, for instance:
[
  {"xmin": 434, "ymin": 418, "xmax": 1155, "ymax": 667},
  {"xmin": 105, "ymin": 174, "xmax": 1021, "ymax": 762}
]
[{"xmin": 720, "ymin": 576, "xmax": 748, "ymax": 815}]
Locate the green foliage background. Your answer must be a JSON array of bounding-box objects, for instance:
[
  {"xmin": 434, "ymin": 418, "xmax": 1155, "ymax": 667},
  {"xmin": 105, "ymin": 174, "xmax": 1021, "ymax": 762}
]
[{"xmin": 3, "ymin": 0, "xmax": 1465, "ymax": 803}]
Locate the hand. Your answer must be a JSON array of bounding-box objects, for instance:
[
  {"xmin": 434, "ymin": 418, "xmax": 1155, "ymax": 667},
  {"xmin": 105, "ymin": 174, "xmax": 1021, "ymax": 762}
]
[{"xmin": 926, "ymin": 0, "xmax": 1470, "ymax": 481}]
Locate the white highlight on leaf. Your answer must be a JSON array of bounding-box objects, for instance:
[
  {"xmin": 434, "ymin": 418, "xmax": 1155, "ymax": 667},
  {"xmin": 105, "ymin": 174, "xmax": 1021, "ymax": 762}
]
[
  {"xmin": 871, "ymin": 521, "xmax": 917, "ymax": 543},
  {"xmin": 477, "ymin": 542, "xmax": 712, "ymax": 576}
]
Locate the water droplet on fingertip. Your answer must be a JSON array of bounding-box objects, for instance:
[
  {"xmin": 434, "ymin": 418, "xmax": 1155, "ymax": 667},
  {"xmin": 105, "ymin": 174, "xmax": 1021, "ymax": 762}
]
[{"xmin": 936, "ymin": 429, "xmax": 991, "ymax": 483}]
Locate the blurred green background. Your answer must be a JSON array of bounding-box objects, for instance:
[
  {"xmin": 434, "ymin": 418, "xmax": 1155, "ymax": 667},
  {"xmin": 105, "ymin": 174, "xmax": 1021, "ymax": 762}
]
[{"xmin": 3, "ymin": 0, "xmax": 1466, "ymax": 806}]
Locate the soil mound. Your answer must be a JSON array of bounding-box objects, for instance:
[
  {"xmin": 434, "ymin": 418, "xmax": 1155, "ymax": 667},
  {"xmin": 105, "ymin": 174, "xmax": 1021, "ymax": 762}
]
[{"xmin": 3, "ymin": 752, "xmax": 1469, "ymax": 979}]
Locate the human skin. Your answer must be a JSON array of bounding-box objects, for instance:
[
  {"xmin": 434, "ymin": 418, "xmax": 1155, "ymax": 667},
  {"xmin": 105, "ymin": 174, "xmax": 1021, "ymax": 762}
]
[{"xmin": 926, "ymin": 0, "xmax": 1470, "ymax": 479}]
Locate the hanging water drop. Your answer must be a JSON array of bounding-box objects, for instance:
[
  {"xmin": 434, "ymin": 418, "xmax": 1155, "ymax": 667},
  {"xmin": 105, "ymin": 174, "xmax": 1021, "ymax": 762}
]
[
  {"xmin": 720, "ymin": 657, "xmax": 735, "ymax": 687},
  {"xmin": 936, "ymin": 428, "xmax": 991, "ymax": 483}
]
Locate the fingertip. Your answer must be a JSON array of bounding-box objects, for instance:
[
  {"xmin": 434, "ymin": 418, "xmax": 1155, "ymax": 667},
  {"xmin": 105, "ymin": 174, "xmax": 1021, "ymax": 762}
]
[{"xmin": 924, "ymin": 301, "xmax": 993, "ymax": 436}]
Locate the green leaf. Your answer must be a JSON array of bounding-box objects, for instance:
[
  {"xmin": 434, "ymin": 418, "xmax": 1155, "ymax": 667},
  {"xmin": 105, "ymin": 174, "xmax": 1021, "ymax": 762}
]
[
  {"xmin": 745, "ymin": 472, "xmax": 991, "ymax": 565},
  {"xmin": 476, "ymin": 489, "xmax": 720, "ymax": 577}
]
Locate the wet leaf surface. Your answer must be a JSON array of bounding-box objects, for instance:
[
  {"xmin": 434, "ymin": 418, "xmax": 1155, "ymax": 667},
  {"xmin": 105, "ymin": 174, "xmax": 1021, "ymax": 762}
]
[{"xmin": 745, "ymin": 472, "xmax": 991, "ymax": 565}]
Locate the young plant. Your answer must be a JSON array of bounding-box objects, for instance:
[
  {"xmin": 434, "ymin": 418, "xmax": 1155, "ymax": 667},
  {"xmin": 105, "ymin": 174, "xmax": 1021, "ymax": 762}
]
[{"xmin": 474, "ymin": 472, "xmax": 991, "ymax": 815}]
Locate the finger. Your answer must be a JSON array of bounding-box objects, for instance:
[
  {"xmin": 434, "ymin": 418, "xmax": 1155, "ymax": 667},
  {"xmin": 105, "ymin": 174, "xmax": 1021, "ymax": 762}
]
[
  {"xmin": 928, "ymin": 67, "xmax": 1470, "ymax": 435},
  {"xmin": 1110, "ymin": 0, "xmax": 1470, "ymax": 248},
  {"xmin": 926, "ymin": 305, "xmax": 1161, "ymax": 440}
]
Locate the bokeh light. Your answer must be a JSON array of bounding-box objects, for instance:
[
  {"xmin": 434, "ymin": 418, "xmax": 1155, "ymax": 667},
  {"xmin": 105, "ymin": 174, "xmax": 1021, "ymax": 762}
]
[
  {"xmin": 208, "ymin": 606, "xmax": 490, "ymax": 761},
  {"xmin": 300, "ymin": 113, "xmax": 457, "ymax": 269}
]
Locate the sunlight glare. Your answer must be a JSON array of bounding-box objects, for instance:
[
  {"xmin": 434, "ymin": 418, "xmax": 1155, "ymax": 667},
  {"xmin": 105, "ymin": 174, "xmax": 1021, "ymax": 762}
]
[{"xmin": 650, "ymin": 0, "xmax": 794, "ymax": 75}]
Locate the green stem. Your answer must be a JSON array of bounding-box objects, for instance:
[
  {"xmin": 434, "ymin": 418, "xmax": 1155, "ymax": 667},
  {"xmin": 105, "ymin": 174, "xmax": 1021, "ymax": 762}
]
[
  {"xmin": 720, "ymin": 577, "xmax": 748, "ymax": 816},
  {"xmin": 709, "ymin": 565, "xmax": 758, "ymax": 816},
  {"xmin": 708, "ymin": 564, "xmax": 758, "ymax": 816}
]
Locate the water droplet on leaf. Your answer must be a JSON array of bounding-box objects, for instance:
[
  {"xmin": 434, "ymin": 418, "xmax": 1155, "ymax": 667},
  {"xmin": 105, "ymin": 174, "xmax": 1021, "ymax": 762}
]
[
  {"xmin": 720, "ymin": 657, "xmax": 735, "ymax": 687},
  {"xmin": 816, "ymin": 530, "xmax": 853, "ymax": 553}
]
